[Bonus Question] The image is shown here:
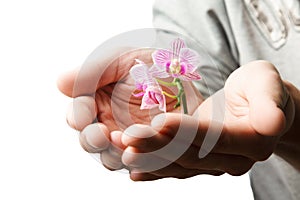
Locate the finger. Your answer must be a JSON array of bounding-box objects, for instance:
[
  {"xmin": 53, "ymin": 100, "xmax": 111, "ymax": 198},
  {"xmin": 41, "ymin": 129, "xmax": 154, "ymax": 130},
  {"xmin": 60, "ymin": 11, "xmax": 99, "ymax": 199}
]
[
  {"xmin": 100, "ymin": 131, "xmax": 125, "ymax": 170},
  {"xmin": 122, "ymin": 113, "xmax": 211, "ymax": 161},
  {"xmin": 122, "ymin": 124, "xmax": 172, "ymax": 152},
  {"xmin": 111, "ymin": 131, "xmax": 126, "ymax": 150},
  {"xmin": 122, "ymin": 120, "xmax": 200, "ymax": 164},
  {"xmin": 79, "ymin": 123, "xmax": 110, "ymax": 153},
  {"xmin": 57, "ymin": 48, "xmax": 153, "ymax": 97},
  {"xmin": 124, "ymin": 146, "xmax": 224, "ymax": 179},
  {"xmin": 122, "ymin": 119, "xmax": 256, "ymax": 175},
  {"xmin": 129, "ymin": 171, "xmax": 162, "ymax": 181},
  {"xmin": 101, "ymin": 145, "xmax": 124, "ymax": 171},
  {"xmin": 146, "ymin": 163, "xmax": 223, "ymax": 179},
  {"xmin": 124, "ymin": 131, "xmax": 254, "ymax": 176},
  {"xmin": 67, "ymin": 96, "xmax": 97, "ymax": 131},
  {"xmin": 150, "ymin": 113, "xmax": 207, "ymax": 148},
  {"xmin": 122, "ymin": 146, "xmax": 174, "ymax": 172},
  {"xmin": 173, "ymin": 144, "xmax": 255, "ymax": 176},
  {"xmin": 131, "ymin": 164, "xmax": 223, "ymax": 181},
  {"xmin": 100, "ymin": 131, "xmax": 126, "ymax": 170},
  {"xmin": 56, "ymin": 48, "xmax": 125, "ymax": 97},
  {"xmin": 57, "ymin": 69, "xmax": 79, "ymax": 97}
]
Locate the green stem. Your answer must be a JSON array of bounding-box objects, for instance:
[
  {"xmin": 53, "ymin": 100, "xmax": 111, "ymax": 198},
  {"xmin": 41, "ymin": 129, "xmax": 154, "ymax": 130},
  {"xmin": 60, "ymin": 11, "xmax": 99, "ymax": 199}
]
[
  {"xmin": 156, "ymin": 78, "xmax": 188, "ymax": 114},
  {"xmin": 174, "ymin": 78, "xmax": 188, "ymax": 114},
  {"xmin": 156, "ymin": 79, "xmax": 177, "ymax": 87},
  {"xmin": 162, "ymin": 91, "xmax": 177, "ymax": 99},
  {"xmin": 181, "ymin": 93, "xmax": 188, "ymax": 114}
]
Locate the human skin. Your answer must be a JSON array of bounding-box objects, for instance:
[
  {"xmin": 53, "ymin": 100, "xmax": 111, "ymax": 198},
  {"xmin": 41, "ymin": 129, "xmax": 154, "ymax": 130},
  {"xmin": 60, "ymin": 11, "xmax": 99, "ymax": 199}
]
[
  {"xmin": 121, "ymin": 60, "xmax": 300, "ymax": 181},
  {"xmin": 58, "ymin": 49, "xmax": 300, "ymax": 181},
  {"xmin": 57, "ymin": 49, "xmax": 202, "ymax": 170}
]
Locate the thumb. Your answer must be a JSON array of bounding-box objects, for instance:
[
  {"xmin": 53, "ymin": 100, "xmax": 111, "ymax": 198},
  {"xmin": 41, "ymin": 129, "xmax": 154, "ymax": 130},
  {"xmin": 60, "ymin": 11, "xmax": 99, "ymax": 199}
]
[
  {"xmin": 249, "ymin": 94, "xmax": 286, "ymax": 136},
  {"xmin": 244, "ymin": 61, "xmax": 288, "ymax": 136},
  {"xmin": 57, "ymin": 47, "xmax": 153, "ymax": 97}
]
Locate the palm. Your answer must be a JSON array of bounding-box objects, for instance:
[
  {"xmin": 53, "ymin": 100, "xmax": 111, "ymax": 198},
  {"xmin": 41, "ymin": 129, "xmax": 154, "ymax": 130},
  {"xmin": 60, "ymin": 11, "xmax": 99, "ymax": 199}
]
[
  {"xmin": 223, "ymin": 82, "xmax": 254, "ymax": 134},
  {"xmin": 95, "ymin": 73, "xmax": 202, "ymax": 132},
  {"xmin": 58, "ymin": 48, "xmax": 203, "ymax": 171},
  {"xmin": 191, "ymin": 61, "xmax": 289, "ymax": 163},
  {"xmin": 223, "ymin": 61, "xmax": 287, "ymax": 137}
]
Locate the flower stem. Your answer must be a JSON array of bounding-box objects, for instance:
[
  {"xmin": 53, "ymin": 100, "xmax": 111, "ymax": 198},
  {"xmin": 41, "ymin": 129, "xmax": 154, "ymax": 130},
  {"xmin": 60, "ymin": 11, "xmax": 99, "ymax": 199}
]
[
  {"xmin": 156, "ymin": 79, "xmax": 177, "ymax": 87},
  {"xmin": 162, "ymin": 91, "xmax": 177, "ymax": 99},
  {"xmin": 181, "ymin": 93, "xmax": 188, "ymax": 114},
  {"xmin": 174, "ymin": 78, "xmax": 188, "ymax": 114}
]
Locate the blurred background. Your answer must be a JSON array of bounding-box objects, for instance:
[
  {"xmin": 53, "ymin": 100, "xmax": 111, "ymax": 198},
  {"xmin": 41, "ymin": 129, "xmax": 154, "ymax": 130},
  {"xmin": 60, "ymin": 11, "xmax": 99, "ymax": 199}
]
[{"xmin": 0, "ymin": 0, "xmax": 253, "ymax": 199}]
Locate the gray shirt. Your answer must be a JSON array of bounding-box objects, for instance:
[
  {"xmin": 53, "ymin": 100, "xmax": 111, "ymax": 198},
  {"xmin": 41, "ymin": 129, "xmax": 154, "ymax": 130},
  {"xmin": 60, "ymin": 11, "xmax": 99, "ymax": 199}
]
[{"xmin": 153, "ymin": 0, "xmax": 300, "ymax": 199}]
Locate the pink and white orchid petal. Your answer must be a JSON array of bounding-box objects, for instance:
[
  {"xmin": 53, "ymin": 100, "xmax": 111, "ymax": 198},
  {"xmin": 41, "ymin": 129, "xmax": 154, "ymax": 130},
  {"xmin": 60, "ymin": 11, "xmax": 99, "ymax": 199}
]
[
  {"xmin": 140, "ymin": 86, "xmax": 166, "ymax": 112},
  {"xmin": 149, "ymin": 64, "xmax": 170, "ymax": 78},
  {"xmin": 132, "ymin": 91, "xmax": 145, "ymax": 97},
  {"xmin": 152, "ymin": 49, "xmax": 172, "ymax": 68},
  {"xmin": 134, "ymin": 59, "xmax": 144, "ymax": 64},
  {"xmin": 156, "ymin": 91, "xmax": 166, "ymax": 112},
  {"xmin": 141, "ymin": 93, "xmax": 158, "ymax": 109},
  {"xmin": 179, "ymin": 48, "xmax": 200, "ymax": 72},
  {"xmin": 129, "ymin": 63, "xmax": 156, "ymax": 86},
  {"xmin": 179, "ymin": 62, "xmax": 187, "ymax": 75},
  {"xmin": 180, "ymin": 70, "xmax": 201, "ymax": 81},
  {"xmin": 171, "ymin": 38, "xmax": 186, "ymax": 59}
]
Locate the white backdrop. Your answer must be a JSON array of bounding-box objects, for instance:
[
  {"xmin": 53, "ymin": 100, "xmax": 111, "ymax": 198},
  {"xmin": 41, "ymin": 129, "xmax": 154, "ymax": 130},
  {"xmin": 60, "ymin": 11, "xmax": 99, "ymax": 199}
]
[{"xmin": 0, "ymin": 0, "xmax": 253, "ymax": 199}]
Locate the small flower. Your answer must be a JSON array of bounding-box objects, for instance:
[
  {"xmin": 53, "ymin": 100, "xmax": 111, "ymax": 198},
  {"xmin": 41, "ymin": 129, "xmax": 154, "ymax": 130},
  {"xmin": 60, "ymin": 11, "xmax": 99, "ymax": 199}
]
[
  {"xmin": 152, "ymin": 38, "xmax": 201, "ymax": 81},
  {"xmin": 140, "ymin": 86, "xmax": 166, "ymax": 112},
  {"xmin": 130, "ymin": 59, "xmax": 166, "ymax": 112}
]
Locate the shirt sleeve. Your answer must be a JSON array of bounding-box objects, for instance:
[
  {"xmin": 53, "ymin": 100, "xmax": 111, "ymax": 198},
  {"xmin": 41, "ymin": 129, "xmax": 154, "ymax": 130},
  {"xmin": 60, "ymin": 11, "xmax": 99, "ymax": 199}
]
[{"xmin": 152, "ymin": 0, "xmax": 239, "ymax": 98}]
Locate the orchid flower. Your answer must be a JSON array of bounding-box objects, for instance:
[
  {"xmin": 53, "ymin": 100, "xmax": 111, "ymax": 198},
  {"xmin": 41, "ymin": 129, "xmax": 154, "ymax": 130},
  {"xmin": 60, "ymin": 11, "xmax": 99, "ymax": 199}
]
[
  {"xmin": 152, "ymin": 38, "xmax": 201, "ymax": 81},
  {"xmin": 130, "ymin": 38, "xmax": 201, "ymax": 114},
  {"xmin": 129, "ymin": 59, "xmax": 166, "ymax": 112}
]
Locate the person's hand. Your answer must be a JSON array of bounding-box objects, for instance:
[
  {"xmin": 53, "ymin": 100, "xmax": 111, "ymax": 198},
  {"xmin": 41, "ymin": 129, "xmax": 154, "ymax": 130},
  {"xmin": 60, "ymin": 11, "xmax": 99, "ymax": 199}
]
[
  {"xmin": 57, "ymin": 48, "xmax": 202, "ymax": 170},
  {"xmin": 121, "ymin": 60, "xmax": 295, "ymax": 181}
]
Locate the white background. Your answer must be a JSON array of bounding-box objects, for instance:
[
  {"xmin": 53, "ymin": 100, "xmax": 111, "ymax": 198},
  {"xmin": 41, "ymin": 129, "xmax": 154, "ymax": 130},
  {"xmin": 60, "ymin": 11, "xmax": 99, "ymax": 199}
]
[{"xmin": 0, "ymin": 0, "xmax": 253, "ymax": 199}]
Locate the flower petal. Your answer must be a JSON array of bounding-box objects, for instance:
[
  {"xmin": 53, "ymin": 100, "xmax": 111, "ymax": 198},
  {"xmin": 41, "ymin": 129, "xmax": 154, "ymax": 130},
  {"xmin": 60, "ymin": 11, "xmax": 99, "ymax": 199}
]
[
  {"xmin": 140, "ymin": 86, "xmax": 166, "ymax": 112},
  {"xmin": 141, "ymin": 93, "xmax": 158, "ymax": 109},
  {"xmin": 132, "ymin": 91, "xmax": 145, "ymax": 97},
  {"xmin": 158, "ymin": 93, "xmax": 166, "ymax": 112},
  {"xmin": 180, "ymin": 70, "xmax": 201, "ymax": 81},
  {"xmin": 152, "ymin": 49, "xmax": 172, "ymax": 68},
  {"xmin": 149, "ymin": 64, "xmax": 170, "ymax": 78},
  {"xmin": 129, "ymin": 63, "xmax": 156, "ymax": 86},
  {"xmin": 171, "ymin": 38, "xmax": 186, "ymax": 59},
  {"xmin": 179, "ymin": 48, "xmax": 200, "ymax": 72}
]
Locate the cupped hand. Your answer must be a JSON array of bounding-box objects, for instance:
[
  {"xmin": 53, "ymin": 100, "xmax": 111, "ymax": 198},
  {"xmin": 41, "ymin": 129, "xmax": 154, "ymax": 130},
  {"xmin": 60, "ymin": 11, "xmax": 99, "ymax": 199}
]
[
  {"xmin": 122, "ymin": 60, "xmax": 295, "ymax": 181},
  {"xmin": 57, "ymin": 48, "xmax": 202, "ymax": 170}
]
